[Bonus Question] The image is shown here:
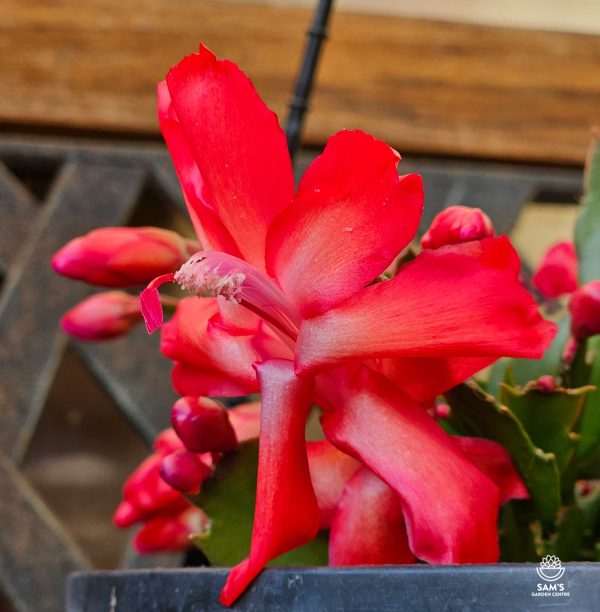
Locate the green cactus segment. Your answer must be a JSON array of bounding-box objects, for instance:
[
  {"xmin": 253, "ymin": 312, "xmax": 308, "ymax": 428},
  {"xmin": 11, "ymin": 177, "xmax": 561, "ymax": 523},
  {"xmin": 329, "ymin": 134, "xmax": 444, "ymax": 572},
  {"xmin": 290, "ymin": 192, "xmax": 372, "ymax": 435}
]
[
  {"xmin": 190, "ymin": 441, "xmax": 257, "ymax": 566},
  {"xmin": 486, "ymin": 317, "xmax": 570, "ymax": 396},
  {"xmin": 546, "ymin": 506, "xmax": 586, "ymax": 561},
  {"xmin": 445, "ymin": 382, "xmax": 560, "ymax": 520},
  {"xmin": 499, "ymin": 501, "xmax": 539, "ymax": 562},
  {"xmin": 576, "ymin": 336, "xmax": 600, "ymax": 462},
  {"xmin": 575, "ymin": 134, "xmax": 600, "ymax": 284},
  {"xmin": 499, "ymin": 383, "xmax": 590, "ymax": 473},
  {"xmin": 190, "ymin": 440, "xmax": 328, "ymax": 567}
]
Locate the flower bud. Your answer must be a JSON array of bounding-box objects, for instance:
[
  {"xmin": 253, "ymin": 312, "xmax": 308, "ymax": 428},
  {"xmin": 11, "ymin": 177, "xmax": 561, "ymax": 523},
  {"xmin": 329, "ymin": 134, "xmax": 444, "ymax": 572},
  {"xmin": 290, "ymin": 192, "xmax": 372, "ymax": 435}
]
[
  {"xmin": 171, "ymin": 397, "xmax": 238, "ymax": 453},
  {"xmin": 133, "ymin": 506, "xmax": 208, "ymax": 554},
  {"xmin": 113, "ymin": 500, "xmax": 142, "ymax": 528},
  {"xmin": 532, "ymin": 241, "xmax": 578, "ymax": 299},
  {"xmin": 159, "ymin": 450, "xmax": 212, "ymax": 493},
  {"xmin": 122, "ymin": 454, "xmax": 183, "ymax": 514},
  {"xmin": 60, "ymin": 291, "xmax": 141, "ymax": 341},
  {"xmin": 569, "ymin": 280, "xmax": 600, "ymax": 339},
  {"xmin": 421, "ymin": 206, "xmax": 494, "ymax": 250},
  {"xmin": 52, "ymin": 226, "xmax": 194, "ymax": 286},
  {"xmin": 536, "ymin": 375, "xmax": 557, "ymax": 394}
]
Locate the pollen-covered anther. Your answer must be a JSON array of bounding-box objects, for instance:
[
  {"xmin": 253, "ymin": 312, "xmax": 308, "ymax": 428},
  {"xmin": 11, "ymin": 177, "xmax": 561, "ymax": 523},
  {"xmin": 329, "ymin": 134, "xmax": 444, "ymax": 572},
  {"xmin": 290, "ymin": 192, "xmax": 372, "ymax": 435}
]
[{"xmin": 174, "ymin": 258, "xmax": 246, "ymax": 303}]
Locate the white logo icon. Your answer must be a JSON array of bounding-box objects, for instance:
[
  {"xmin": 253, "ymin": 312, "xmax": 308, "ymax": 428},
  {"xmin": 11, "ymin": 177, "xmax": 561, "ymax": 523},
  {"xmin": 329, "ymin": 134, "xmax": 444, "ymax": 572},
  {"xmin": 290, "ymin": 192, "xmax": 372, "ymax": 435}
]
[{"xmin": 536, "ymin": 555, "xmax": 565, "ymax": 582}]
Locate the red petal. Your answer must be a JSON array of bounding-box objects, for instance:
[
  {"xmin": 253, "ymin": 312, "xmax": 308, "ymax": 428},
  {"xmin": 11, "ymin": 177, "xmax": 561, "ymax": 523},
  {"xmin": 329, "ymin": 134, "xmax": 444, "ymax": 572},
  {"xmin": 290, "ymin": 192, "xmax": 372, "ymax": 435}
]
[
  {"xmin": 171, "ymin": 363, "xmax": 257, "ymax": 397},
  {"xmin": 161, "ymin": 298, "xmax": 262, "ymax": 396},
  {"xmin": 266, "ymin": 130, "xmax": 423, "ymax": 315},
  {"xmin": 220, "ymin": 360, "xmax": 319, "ymax": 606},
  {"xmin": 166, "ymin": 45, "xmax": 294, "ymax": 270},
  {"xmin": 228, "ymin": 401, "xmax": 261, "ymax": 443},
  {"xmin": 329, "ymin": 467, "xmax": 416, "ymax": 566},
  {"xmin": 158, "ymin": 81, "xmax": 243, "ymax": 256},
  {"xmin": 452, "ymin": 437, "xmax": 529, "ymax": 503},
  {"xmin": 297, "ymin": 242, "xmax": 556, "ymax": 374},
  {"xmin": 307, "ymin": 440, "xmax": 361, "ymax": 529},
  {"xmin": 376, "ymin": 356, "xmax": 494, "ymax": 402},
  {"xmin": 319, "ymin": 366, "xmax": 501, "ymax": 563}
]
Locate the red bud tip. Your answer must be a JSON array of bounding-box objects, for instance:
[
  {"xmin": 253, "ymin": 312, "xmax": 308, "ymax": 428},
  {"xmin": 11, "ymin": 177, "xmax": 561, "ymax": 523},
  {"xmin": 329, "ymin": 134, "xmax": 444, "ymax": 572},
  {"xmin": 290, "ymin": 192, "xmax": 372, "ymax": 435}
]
[
  {"xmin": 133, "ymin": 506, "xmax": 208, "ymax": 554},
  {"xmin": 159, "ymin": 450, "xmax": 212, "ymax": 493},
  {"xmin": 171, "ymin": 397, "xmax": 238, "ymax": 453},
  {"xmin": 60, "ymin": 291, "xmax": 141, "ymax": 341},
  {"xmin": 533, "ymin": 241, "xmax": 578, "ymax": 299},
  {"xmin": 569, "ymin": 280, "xmax": 600, "ymax": 339},
  {"xmin": 536, "ymin": 375, "xmax": 557, "ymax": 394},
  {"xmin": 113, "ymin": 500, "xmax": 141, "ymax": 528},
  {"xmin": 421, "ymin": 206, "xmax": 494, "ymax": 250}
]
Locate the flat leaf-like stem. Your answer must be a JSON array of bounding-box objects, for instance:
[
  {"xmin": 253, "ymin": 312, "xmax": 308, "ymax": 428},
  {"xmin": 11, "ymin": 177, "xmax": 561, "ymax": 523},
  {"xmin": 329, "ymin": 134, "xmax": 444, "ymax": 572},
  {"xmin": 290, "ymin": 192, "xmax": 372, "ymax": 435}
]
[
  {"xmin": 190, "ymin": 441, "xmax": 328, "ymax": 567},
  {"xmin": 499, "ymin": 382, "xmax": 591, "ymax": 473},
  {"xmin": 445, "ymin": 382, "xmax": 560, "ymax": 520}
]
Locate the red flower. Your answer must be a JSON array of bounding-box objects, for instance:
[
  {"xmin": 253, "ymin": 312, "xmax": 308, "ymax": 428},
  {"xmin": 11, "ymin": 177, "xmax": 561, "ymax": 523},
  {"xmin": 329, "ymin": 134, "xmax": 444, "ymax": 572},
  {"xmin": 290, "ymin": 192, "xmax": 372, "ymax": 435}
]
[
  {"xmin": 533, "ymin": 241, "xmax": 578, "ymax": 299},
  {"xmin": 139, "ymin": 44, "xmax": 556, "ymax": 605}
]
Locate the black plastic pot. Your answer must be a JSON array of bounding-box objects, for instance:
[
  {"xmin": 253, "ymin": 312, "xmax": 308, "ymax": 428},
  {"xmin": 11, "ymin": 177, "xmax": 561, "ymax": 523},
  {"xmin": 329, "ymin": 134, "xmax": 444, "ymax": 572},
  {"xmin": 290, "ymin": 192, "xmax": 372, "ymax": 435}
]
[{"xmin": 67, "ymin": 564, "xmax": 599, "ymax": 611}]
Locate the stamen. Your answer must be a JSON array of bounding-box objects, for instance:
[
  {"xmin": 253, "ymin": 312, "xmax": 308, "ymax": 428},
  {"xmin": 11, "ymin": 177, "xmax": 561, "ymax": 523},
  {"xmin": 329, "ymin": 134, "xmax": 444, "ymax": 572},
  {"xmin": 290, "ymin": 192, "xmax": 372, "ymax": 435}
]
[{"xmin": 175, "ymin": 251, "xmax": 300, "ymax": 340}]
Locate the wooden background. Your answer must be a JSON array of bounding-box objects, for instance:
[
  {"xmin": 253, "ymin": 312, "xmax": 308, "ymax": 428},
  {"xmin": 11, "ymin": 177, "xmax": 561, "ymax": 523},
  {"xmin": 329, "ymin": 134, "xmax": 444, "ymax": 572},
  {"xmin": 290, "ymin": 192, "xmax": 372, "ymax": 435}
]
[{"xmin": 1, "ymin": 0, "xmax": 600, "ymax": 165}]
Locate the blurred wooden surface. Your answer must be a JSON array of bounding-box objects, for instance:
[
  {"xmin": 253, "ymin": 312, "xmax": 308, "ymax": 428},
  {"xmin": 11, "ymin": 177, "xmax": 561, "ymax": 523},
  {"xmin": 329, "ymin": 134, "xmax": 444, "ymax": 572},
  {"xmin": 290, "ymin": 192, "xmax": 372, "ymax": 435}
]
[{"xmin": 1, "ymin": 0, "xmax": 600, "ymax": 164}]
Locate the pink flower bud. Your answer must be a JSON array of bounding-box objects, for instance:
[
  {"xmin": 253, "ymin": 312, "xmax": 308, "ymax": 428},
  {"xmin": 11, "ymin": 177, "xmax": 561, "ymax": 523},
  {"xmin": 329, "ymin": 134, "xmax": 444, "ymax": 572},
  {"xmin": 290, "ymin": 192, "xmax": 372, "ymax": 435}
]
[
  {"xmin": 536, "ymin": 375, "xmax": 557, "ymax": 394},
  {"xmin": 52, "ymin": 226, "xmax": 194, "ymax": 286},
  {"xmin": 421, "ymin": 206, "xmax": 494, "ymax": 250},
  {"xmin": 569, "ymin": 281, "xmax": 600, "ymax": 339},
  {"xmin": 159, "ymin": 450, "xmax": 212, "ymax": 493},
  {"xmin": 133, "ymin": 506, "xmax": 208, "ymax": 553},
  {"xmin": 435, "ymin": 403, "xmax": 450, "ymax": 419},
  {"xmin": 171, "ymin": 397, "xmax": 238, "ymax": 453},
  {"xmin": 60, "ymin": 291, "xmax": 141, "ymax": 341},
  {"xmin": 532, "ymin": 241, "xmax": 578, "ymax": 299}
]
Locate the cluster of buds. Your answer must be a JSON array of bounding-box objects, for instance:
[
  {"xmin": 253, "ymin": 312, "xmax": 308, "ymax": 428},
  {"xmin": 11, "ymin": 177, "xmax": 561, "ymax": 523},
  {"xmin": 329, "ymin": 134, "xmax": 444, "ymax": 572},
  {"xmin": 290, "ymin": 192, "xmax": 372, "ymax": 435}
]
[
  {"xmin": 114, "ymin": 399, "xmax": 260, "ymax": 553},
  {"xmin": 53, "ymin": 227, "xmax": 198, "ymax": 341}
]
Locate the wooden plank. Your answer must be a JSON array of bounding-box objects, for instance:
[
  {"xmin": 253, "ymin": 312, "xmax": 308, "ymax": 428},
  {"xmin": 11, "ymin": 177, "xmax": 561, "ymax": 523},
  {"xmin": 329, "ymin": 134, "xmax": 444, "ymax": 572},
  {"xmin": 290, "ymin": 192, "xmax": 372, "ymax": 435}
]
[
  {"xmin": 75, "ymin": 326, "xmax": 176, "ymax": 443},
  {"xmin": 1, "ymin": 1, "xmax": 600, "ymax": 164},
  {"xmin": 0, "ymin": 161, "xmax": 145, "ymax": 462},
  {"xmin": 0, "ymin": 454, "xmax": 89, "ymax": 612}
]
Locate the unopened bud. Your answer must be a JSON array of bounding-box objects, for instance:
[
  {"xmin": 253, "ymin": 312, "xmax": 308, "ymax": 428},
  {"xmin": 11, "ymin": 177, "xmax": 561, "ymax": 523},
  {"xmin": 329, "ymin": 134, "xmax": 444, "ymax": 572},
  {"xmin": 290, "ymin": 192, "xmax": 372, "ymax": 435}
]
[
  {"xmin": 52, "ymin": 226, "xmax": 194, "ymax": 286},
  {"xmin": 60, "ymin": 291, "xmax": 141, "ymax": 341},
  {"xmin": 533, "ymin": 241, "xmax": 578, "ymax": 299},
  {"xmin": 133, "ymin": 506, "xmax": 208, "ymax": 553},
  {"xmin": 171, "ymin": 397, "xmax": 238, "ymax": 453},
  {"xmin": 159, "ymin": 450, "xmax": 212, "ymax": 493},
  {"xmin": 421, "ymin": 206, "xmax": 494, "ymax": 250},
  {"xmin": 569, "ymin": 281, "xmax": 600, "ymax": 339}
]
